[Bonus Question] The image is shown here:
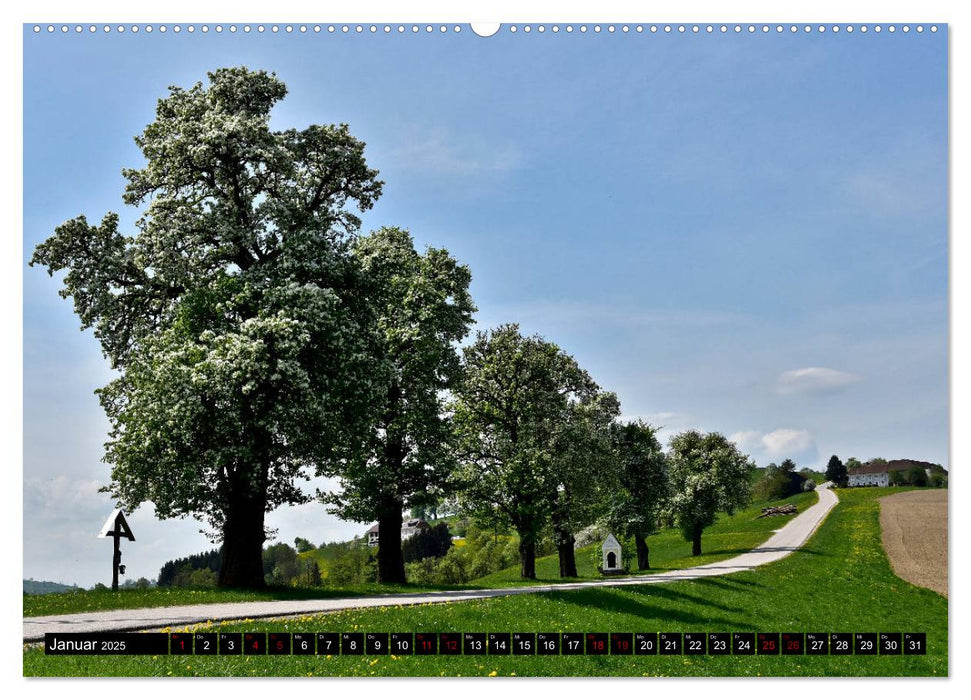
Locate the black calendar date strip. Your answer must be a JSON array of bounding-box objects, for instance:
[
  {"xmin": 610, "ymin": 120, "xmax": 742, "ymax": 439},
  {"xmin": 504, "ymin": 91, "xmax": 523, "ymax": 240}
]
[{"xmin": 44, "ymin": 632, "xmax": 927, "ymax": 656}]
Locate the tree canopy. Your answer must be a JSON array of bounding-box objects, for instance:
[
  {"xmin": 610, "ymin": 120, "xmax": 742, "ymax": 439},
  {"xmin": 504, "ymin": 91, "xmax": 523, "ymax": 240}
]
[
  {"xmin": 825, "ymin": 455, "xmax": 848, "ymax": 487},
  {"xmin": 548, "ymin": 389, "xmax": 620, "ymax": 577},
  {"xmin": 31, "ymin": 67, "xmax": 385, "ymax": 588},
  {"xmin": 667, "ymin": 430, "xmax": 753, "ymax": 556},
  {"xmin": 451, "ymin": 324, "xmax": 602, "ymax": 579},
  {"xmin": 319, "ymin": 226, "xmax": 475, "ymax": 583},
  {"xmin": 607, "ymin": 420, "xmax": 670, "ymax": 569}
]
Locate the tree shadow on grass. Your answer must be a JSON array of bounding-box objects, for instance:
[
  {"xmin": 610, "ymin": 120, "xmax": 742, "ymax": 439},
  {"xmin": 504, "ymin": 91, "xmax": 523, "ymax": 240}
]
[
  {"xmin": 548, "ymin": 587, "xmax": 749, "ymax": 629},
  {"xmin": 551, "ymin": 581, "xmax": 742, "ymax": 615},
  {"xmin": 688, "ymin": 576, "xmax": 764, "ymax": 591}
]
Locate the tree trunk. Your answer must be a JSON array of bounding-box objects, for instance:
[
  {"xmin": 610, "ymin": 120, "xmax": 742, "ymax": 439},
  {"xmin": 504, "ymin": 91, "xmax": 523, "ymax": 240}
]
[
  {"xmin": 691, "ymin": 526, "xmax": 703, "ymax": 556},
  {"xmin": 218, "ymin": 493, "xmax": 267, "ymax": 589},
  {"xmin": 377, "ymin": 500, "xmax": 406, "ymax": 584},
  {"xmin": 635, "ymin": 534, "xmax": 650, "ymax": 570},
  {"xmin": 518, "ymin": 531, "xmax": 537, "ymax": 579},
  {"xmin": 556, "ymin": 528, "xmax": 578, "ymax": 578}
]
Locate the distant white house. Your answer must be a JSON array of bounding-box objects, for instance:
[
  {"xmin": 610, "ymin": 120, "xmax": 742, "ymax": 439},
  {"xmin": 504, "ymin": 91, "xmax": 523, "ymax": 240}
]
[
  {"xmin": 847, "ymin": 459, "xmax": 943, "ymax": 487},
  {"xmin": 366, "ymin": 518, "xmax": 430, "ymax": 547}
]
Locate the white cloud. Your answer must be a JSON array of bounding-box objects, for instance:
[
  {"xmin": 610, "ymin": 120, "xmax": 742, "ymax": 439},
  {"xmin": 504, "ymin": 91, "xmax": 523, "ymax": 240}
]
[
  {"xmin": 730, "ymin": 428, "xmax": 818, "ymax": 466},
  {"xmin": 776, "ymin": 367, "xmax": 861, "ymax": 395},
  {"xmin": 24, "ymin": 475, "xmax": 111, "ymax": 523},
  {"xmin": 761, "ymin": 428, "xmax": 817, "ymax": 459},
  {"xmin": 730, "ymin": 430, "xmax": 763, "ymax": 453}
]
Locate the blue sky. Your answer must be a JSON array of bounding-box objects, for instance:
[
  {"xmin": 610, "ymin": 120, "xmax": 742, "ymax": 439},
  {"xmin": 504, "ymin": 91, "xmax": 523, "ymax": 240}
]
[{"xmin": 23, "ymin": 25, "xmax": 947, "ymax": 586}]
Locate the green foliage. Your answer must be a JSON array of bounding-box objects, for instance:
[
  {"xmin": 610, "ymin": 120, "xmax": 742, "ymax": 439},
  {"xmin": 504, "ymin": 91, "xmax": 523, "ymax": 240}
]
[
  {"xmin": 263, "ymin": 543, "xmax": 301, "ymax": 586},
  {"xmin": 825, "ymin": 455, "xmax": 848, "ymax": 487},
  {"xmin": 293, "ymin": 560, "xmax": 323, "ymax": 588},
  {"xmin": 548, "ymin": 390, "xmax": 621, "ymax": 561},
  {"xmin": 176, "ymin": 567, "xmax": 218, "ymax": 589},
  {"xmin": 158, "ymin": 549, "xmax": 221, "ymax": 587},
  {"xmin": 404, "ymin": 525, "xmax": 519, "ymax": 585},
  {"xmin": 293, "ymin": 537, "xmax": 315, "ymax": 554},
  {"xmin": 476, "ymin": 490, "xmax": 818, "ymax": 587},
  {"xmin": 906, "ymin": 467, "xmax": 929, "ymax": 487},
  {"xmin": 30, "ymin": 67, "xmax": 386, "ymax": 588},
  {"xmin": 753, "ymin": 459, "xmax": 807, "ymax": 501},
  {"xmin": 319, "ymin": 227, "xmax": 475, "ymax": 581},
  {"xmin": 402, "ymin": 523, "xmax": 453, "ymax": 563},
  {"xmin": 328, "ymin": 545, "xmax": 378, "ymax": 586},
  {"xmin": 667, "ymin": 430, "xmax": 753, "ymax": 553},
  {"xmin": 606, "ymin": 421, "xmax": 670, "ymax": 540},
  {"xmin": 451, "ymin": 324, "xmax": 606, "ymax": 577}
]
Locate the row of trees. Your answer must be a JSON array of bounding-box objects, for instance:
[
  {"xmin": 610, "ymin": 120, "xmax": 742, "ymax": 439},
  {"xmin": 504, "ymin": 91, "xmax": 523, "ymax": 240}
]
[{"xmin": 33, "ymin": 67, "xmax": 752, "ymax": 589}]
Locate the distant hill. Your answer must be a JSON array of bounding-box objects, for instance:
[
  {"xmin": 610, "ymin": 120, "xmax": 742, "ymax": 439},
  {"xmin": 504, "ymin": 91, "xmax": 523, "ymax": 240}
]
[{"xmin": 23, "ymin": 579, "xmax": 81, "ymax": 595}]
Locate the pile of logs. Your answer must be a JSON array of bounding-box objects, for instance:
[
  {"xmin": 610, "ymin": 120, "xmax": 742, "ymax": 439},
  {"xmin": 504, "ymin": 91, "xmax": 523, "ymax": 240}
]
[{"xmin": 757, "ymin": 503, "xmax": 798, "ymax": 518}]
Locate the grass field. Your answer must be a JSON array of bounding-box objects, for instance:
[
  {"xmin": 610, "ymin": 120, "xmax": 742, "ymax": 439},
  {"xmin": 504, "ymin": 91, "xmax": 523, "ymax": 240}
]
[
  {"xmin": 24, "ymin": 487, "xmax": 946, "ymax": 677},
  {"xmin": 23, "ymin": 491, "xmax": 815, "ymax": 617},
  {"xmin": 472, "ymin": 490, "xmax": 819, "ymax": 586},
  {"xmin": 21, "ymin": 581, "xmax": 462, "ymax": 619}
]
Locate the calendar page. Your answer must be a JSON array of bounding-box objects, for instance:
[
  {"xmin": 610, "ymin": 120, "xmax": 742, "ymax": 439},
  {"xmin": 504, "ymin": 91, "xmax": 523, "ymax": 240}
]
[{"xmin": 22, "ymin": 14, "xmax": 948, "ymax": 680}]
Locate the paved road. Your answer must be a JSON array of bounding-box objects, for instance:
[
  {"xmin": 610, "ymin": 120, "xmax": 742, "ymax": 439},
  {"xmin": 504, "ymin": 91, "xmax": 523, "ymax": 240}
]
[{"xmin": 24, "ymin": 484, "xmax": 838, "ymax": 642}]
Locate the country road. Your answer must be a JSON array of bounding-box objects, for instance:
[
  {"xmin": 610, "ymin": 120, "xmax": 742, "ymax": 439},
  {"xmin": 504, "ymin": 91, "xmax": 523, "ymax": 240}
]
[{"xmin": 23, "ymin": 484, "xmax": 838, "ymax": 642}]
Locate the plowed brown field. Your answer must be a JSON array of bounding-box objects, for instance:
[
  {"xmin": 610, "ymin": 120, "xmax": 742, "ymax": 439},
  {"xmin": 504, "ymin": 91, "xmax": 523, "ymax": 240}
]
[{"xmin": 879, "ymin": 489, "xmax": 947, "ymax": 597}]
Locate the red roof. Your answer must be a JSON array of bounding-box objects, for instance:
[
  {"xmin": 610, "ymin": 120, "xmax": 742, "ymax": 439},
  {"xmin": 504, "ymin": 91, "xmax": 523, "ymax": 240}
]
[{"xmin": 848, "ymin": 459, "xmax": 944, "ymax": 476}]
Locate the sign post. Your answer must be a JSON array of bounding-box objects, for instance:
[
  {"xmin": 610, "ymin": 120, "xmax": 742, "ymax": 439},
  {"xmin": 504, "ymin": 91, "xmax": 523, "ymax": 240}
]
[{"xmin": 98, "ymin": 509, "xmax": 135, "ymax": 591}]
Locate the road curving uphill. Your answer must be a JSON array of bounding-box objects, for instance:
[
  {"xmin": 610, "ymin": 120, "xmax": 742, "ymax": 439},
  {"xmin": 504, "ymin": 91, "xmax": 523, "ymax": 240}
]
[{"xmin": 23, "ymin": 484, "xmax": 839, "ymax": 642}]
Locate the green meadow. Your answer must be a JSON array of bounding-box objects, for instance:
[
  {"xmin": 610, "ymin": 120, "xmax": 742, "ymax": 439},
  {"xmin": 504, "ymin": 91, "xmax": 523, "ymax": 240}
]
[
  {"xmin": 24, "ymin": 487, "xmax": 946, "ymax": 677},
  {"xmin": 24, "ymin": 491, "xmax": 815, "ymax": 618}
]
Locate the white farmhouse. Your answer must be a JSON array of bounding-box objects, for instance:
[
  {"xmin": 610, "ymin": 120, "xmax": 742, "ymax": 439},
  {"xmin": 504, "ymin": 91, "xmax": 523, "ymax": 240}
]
[
  {"xmin": 847, "ymin": 459, "xmax": 944, "ymax": 487},
  {"xmin": 366, "ymin": 518, "xmax": 430, "ymax": 547}
]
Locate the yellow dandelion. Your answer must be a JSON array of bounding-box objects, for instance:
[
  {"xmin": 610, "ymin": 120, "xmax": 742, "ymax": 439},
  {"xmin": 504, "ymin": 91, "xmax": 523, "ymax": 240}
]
[{"xmin": 488, "ymin": 670, "xmax": 498, "ymax": 677}]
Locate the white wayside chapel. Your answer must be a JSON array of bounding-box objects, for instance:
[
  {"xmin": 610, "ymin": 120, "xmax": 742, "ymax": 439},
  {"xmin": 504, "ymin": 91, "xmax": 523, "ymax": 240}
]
[{"xmin": 601, "ymin": 534, "xmax": 623, "ymax": 574}]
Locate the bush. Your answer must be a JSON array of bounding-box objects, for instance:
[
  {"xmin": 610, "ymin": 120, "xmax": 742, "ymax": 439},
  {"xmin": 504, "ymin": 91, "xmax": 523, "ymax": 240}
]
[
  {"xmin": 293, "ymin": 560, "xmax": 323, "ymax": 587},
  {"xmin": 158, "ymin": 549, "xmax": 221, "ymax": 587},
  {"xmin": 404, "ymin": 525, "xmax": 519, "ymax": 585},
  {"xmin": 328, "ymin": 545, "xmax": 377, "ymax": 586},
  {"xmin": 402, "ymin": 523, "xmax": 452, "ymax": 563},
  {"xmin": 263, "ymin": 543, "xmax": 301, "ymax": 586},
  {"xmin": 293, "ymin": 537, "xmax": 315, "ymax": 554},
  {"xmin": 907, "ymin": 467, "xmax": 928, "ymax": 487},
  {"xmin": 753, "ymin": 460, "xmax": 807, "ymax": 501}
]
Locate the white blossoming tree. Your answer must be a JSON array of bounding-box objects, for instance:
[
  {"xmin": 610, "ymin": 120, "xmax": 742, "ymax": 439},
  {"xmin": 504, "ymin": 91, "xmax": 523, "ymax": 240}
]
[
  {"xmin": 667, "ymin": 430, "xmax": 753, "ymax": 556},
  {"xmin": 30, "ymin": 67, "xmax": 385, "ymax": 588},
  {"xmin": 319, "ymin": 226, "xmax": 475, "ymax": 584},
  {"xmin": 452, "ymin": 325, "xmax": 604, "ymax": 580}
]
